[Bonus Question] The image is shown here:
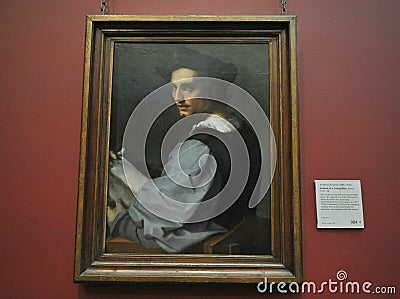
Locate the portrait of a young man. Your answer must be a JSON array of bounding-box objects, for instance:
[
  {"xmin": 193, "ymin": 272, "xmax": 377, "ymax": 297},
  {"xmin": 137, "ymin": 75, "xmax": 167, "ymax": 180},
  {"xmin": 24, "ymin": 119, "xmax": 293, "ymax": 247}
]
[{"xmin": 105, "ymin": 44, "xmax": 272, "ymax": 255}]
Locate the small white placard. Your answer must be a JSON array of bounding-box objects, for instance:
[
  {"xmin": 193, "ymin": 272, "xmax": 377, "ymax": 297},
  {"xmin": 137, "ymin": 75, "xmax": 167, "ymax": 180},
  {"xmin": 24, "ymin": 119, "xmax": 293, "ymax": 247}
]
[{"xmin": 315, "ymin": 180, "xmax": 364, "ymax": 229}]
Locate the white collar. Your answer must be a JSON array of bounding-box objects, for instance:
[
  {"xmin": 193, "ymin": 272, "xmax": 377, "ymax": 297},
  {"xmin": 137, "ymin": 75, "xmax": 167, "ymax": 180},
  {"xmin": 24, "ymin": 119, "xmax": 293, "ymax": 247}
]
[{"xmin": 191, "ymin": 116, "xmax": 236, "ymax": 134}]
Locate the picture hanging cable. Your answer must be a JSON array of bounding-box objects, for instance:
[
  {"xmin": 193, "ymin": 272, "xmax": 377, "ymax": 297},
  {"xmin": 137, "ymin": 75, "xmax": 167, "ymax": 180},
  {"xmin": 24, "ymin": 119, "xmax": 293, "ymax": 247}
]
[
  {"xmin": 280, "ymin": 0, "xmax": 287, "ymax": 15},
  {"xmin": 100, "ymin": 0, "xmax": 107, "ymax": 14}
]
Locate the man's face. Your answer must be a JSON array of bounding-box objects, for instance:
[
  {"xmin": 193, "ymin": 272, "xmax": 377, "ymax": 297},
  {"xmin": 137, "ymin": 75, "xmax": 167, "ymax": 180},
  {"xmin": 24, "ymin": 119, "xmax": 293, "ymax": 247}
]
[{"xmin": 170, "ymin": 68, "xmax": 209, "ymax": 117}]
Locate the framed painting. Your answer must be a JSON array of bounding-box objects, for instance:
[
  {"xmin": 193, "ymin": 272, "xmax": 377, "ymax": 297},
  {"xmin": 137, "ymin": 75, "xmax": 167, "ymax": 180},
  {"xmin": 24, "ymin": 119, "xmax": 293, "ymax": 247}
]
[{"xmin": 74, "ymin": 15, "xmax": 302, "ymax": 283}]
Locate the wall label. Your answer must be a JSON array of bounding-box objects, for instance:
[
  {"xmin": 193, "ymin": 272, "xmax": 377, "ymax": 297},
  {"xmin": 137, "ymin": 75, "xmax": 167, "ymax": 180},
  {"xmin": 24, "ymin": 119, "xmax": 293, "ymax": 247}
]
[{"xmin": 314, "ymin": 180, "xmax": 364, "ymax": 229}]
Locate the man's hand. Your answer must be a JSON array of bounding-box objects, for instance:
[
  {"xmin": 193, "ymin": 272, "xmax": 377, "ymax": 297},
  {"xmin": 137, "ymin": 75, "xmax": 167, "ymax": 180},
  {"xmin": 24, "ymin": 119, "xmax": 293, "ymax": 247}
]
[{"xmin": 107, "ymin": 199, "xmax": 125, "ymax": 227}]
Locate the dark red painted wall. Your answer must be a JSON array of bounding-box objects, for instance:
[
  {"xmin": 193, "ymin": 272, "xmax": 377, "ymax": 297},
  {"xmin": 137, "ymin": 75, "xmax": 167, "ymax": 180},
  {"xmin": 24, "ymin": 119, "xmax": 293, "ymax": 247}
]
[{"xmin": 1, "ymin": 0, "xmax": 399, "ymax": 298}]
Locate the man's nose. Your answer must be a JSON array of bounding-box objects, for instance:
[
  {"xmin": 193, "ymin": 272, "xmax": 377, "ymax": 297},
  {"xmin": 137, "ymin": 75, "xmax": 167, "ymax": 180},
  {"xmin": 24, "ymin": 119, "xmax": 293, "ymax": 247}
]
[{"xmin": 172, "ymin": 88, "xmax": 184, "ymax": 102}]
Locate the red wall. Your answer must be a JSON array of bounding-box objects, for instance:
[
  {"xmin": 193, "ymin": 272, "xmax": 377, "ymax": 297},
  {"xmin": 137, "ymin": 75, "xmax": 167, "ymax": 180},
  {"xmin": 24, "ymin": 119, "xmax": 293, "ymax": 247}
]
[{"xmin": 1, "ymin": 0, "xmax": 399, "ymax": 298}]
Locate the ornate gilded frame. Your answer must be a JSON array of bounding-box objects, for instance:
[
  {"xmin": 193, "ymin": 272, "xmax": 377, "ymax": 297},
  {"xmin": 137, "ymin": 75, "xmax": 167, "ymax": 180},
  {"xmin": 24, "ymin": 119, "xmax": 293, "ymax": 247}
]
[{"xmin": 74, "ymin": 15, "xmax": 301, "ymax": 283}]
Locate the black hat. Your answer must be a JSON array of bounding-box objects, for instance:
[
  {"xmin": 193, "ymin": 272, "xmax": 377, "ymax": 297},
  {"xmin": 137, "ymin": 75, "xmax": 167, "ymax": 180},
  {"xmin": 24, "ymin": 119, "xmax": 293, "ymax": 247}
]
[{"xmin": 156, "ymin": 47, "xmax": 237, "ymax": 83}]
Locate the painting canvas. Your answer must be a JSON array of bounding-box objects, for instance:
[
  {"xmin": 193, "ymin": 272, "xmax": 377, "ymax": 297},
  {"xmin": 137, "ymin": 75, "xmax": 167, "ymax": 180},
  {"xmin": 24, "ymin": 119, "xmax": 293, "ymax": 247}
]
[{"xmin": 106, "ymin": 42, "xmax": 272, "ymax": 255}]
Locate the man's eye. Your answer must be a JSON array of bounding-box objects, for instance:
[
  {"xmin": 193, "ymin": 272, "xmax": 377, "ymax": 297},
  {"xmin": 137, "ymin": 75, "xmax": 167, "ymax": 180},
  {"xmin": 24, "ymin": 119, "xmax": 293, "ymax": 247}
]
[{"xmin": 182, "ymin": 85, "xmax": 194, "ymax": 92}]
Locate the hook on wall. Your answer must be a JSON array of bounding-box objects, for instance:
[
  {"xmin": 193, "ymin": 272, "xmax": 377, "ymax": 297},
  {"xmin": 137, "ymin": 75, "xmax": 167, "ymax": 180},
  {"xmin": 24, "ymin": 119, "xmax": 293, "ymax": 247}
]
[
  {"xmin": 280, "ymin": 0, "xmax": 287, "ymax": 15},
  {"xmin": 100, "ymin": 0, "xmax": 107, "ymax": 14}
]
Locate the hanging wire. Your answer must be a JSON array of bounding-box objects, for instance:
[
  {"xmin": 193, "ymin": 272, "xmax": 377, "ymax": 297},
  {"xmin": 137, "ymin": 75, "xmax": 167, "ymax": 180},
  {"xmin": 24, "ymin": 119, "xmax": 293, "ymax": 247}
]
[
  {"xmin": 100, "ymin": 0, "xmax": 107, "ymax": 14},
  {"xmin": 280, "ymin": 0, "xmax": 287, "ymax": 15}
]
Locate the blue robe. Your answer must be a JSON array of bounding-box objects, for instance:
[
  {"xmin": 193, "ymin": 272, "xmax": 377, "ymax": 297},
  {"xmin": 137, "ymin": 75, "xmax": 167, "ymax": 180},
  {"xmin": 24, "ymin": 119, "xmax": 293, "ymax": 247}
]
[{"xmin": 108, "ymin": 118, "xmax": 234, "ymax": 253}]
